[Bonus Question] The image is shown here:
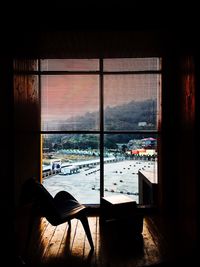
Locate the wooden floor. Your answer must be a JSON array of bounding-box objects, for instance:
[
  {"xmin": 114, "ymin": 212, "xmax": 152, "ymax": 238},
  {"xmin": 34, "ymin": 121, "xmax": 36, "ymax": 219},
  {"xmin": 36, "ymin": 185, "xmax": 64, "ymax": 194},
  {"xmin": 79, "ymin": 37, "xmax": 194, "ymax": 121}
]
[{"xmin": 24, "ymin": 216, "xmax": 169, "ymax": 267}]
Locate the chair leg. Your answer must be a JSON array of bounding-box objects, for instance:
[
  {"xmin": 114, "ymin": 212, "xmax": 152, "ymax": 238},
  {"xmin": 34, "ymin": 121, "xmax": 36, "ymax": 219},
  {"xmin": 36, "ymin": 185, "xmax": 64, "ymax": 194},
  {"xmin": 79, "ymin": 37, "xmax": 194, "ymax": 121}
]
[{"xmin": 79, "ymin": 216, "xmax": 94, "ymax": 250}]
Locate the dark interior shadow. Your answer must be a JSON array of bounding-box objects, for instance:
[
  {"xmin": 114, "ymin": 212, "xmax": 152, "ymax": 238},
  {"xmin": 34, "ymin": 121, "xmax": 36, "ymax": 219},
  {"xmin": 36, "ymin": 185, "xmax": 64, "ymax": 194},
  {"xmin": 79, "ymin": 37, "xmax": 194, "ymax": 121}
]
[
  {"xmin": 62, "ymin": 223, "xmax": 71, "ymax": 255},
  {"xmin": 100, "ymin": 219, "xmax": 144, "ymax": 260},
  {"xmin": 84, "ymin": 248, "xmax": 94, "ymax": 265},
  {"xmin": 55, "ymin": 223, "xmax": 94, "ymax": 267}
]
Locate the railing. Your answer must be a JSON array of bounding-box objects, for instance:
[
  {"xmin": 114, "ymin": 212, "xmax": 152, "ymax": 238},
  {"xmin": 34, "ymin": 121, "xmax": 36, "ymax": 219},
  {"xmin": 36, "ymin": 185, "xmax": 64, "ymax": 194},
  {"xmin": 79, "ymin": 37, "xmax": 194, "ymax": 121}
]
[{"xmin": 42, "ymin": 168, "xmax": 61, "ymax": 178}]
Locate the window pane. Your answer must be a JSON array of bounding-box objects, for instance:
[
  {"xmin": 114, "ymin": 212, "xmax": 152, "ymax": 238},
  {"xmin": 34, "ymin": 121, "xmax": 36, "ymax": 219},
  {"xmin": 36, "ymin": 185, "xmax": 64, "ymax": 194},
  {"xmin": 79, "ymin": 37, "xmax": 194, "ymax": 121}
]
[
  {"xmin": 42, "ymin": 134, "xmax": 100, "ymax": 204},
  {"xmin": 104, "ymin": 74, "xmax": 161, "ymax": 131},
  {"xmin": 104, "ymin": 58, "xmax": 161, "ymax": 72},
  {"xmin": 104, "ymin": 134, "xmax": 158, "ymax": 203},
  {"xmin": 41, "ymin": 59, "xmax": 99, "ymax": 71},
  {"xmin": 41, "ymin": 75, "xmax": 99, "ymax": 131}
]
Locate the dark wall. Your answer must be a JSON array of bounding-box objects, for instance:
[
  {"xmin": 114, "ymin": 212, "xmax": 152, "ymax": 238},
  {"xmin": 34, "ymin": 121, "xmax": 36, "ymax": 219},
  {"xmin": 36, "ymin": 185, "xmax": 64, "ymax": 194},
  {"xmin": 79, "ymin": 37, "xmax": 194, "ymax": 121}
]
[
  {"xmin": 14, "ymin": 61, "xmax": 40, "ymax": 206},
  {"xmin": 161, "ymin": 54, "xmax": 197, "ymax": 255},
  {"xmin": 0, "ymin": 57, "xmax": 14, "ymax": 264},
  {"xmin": 11, "ymin": 30, "xmax": 164, "ymax": 58}
]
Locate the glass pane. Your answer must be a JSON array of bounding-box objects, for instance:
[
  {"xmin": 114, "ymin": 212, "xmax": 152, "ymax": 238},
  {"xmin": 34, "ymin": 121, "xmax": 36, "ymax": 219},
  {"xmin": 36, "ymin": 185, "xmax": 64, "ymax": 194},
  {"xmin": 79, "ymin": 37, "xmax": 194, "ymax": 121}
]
[
  {"xmin": 104, "ymin": 58, "xmax": 161, "ymax": 72},
  {"xmin": 42, "ymin": 134, "xmax": 100, "ymax": 204},
  {"xmin": 41, "ymin": 75, "xmax": 99, "ymax": 131},
  {"xmin": 104, "ymin": 74, "xmax": 161, "ymax": 131},
  {"xmin": 41, "ymin": 59, "xmax": 99, "ymax": 71},
  {"xmin": 104, "ymin": 134, "xmax": 158, "ymax": 204}
]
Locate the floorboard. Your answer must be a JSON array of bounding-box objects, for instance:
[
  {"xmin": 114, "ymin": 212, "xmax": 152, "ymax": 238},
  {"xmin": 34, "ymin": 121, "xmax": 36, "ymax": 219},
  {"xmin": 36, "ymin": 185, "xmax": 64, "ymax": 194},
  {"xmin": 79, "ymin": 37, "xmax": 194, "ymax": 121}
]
[{"xmin": 25, "ymin": 215, "xmax": 167, "ymax": 267}]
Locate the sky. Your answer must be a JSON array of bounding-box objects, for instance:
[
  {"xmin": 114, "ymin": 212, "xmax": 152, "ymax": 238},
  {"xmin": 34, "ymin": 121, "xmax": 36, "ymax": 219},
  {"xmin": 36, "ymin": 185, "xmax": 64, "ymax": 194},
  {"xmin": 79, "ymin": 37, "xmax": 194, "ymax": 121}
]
[{"xmin": 41, "ymin": 59, "xmax": 161, "ymax": 123}]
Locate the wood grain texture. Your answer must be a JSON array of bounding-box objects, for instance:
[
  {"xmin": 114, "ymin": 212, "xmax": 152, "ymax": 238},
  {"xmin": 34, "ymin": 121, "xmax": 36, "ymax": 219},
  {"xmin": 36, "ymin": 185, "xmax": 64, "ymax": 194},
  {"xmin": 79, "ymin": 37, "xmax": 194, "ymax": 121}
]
[{"xmin": 26, "ymin": 216, "xmax": 166, "ymax": 267}]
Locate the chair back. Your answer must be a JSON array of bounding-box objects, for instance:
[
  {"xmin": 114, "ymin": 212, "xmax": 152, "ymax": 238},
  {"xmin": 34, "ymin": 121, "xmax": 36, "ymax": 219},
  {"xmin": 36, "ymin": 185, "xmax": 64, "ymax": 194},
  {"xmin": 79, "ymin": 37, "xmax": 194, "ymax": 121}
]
[{"xmin": 21, "ymin": 178, "xmax": 60, "ymax": 225}]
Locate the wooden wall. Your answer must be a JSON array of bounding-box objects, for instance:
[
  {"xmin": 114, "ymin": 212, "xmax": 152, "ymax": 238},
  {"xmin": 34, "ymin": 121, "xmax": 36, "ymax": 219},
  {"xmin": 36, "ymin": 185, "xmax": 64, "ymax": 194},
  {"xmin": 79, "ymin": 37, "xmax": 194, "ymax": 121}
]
[
  {"xmin": 176, "ymin": 56, "xmax": 197, "ymax": 252},
  {"xmin": 14, "ymin": 60, "xmax": 40, "ymax": 207},
  {"xmin": 160, "ymin": 54, "xmax": 197, "ymax": 256}
]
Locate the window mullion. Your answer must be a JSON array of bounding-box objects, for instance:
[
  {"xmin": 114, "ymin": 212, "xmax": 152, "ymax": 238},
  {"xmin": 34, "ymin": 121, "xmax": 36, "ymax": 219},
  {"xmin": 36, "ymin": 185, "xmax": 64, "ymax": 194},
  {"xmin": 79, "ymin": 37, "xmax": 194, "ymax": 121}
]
[
  {"xmin": 100, "ymin": 58, "xmax": 104, "ymax": 203},
  {"xmin": 39, "ymin": 59, "xmax": 42, "ymax": 183}
]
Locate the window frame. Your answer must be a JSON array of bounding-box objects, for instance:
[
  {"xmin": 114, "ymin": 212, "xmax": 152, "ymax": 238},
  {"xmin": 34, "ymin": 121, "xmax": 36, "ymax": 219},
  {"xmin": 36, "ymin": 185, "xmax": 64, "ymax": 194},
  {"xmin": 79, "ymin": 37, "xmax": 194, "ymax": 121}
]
[{"xmin": 18, "ymin": 58, "xmax": 162, "ymax": 206}]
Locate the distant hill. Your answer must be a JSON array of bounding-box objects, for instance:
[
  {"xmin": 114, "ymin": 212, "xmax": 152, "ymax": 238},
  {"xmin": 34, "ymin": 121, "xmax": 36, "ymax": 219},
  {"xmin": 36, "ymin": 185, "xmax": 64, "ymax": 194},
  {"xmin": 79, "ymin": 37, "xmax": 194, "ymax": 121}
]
[
  {"xmin": 104, "ymin": 99, "xmax": 156, "ymax": 130},
  {"xmin": 43, "ymin": 99, "xmax": 157, "ymax": 149},
  {"xmin": 59, "ymin": 98, "xmax": 157, "ymax": 131}
]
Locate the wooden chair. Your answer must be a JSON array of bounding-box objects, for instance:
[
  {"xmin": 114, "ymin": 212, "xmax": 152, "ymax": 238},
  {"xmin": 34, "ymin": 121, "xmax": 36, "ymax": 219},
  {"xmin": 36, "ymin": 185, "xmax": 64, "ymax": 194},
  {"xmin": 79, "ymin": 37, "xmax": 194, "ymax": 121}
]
[{"xmin": 21, "ymin": 178, "xmax": 94, "ymax": 251}]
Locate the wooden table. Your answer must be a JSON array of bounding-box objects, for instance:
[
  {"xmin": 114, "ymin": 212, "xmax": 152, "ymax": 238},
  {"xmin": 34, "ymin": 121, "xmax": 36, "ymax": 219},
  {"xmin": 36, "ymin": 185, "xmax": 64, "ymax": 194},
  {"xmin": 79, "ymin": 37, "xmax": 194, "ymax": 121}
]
[
  {"xmin": 138, "ymin": 170, "xmax": 158, "ymax": 205},
  {"xmin": 101, "ymin": 195, "xmax": 143, "ymax": 235}
]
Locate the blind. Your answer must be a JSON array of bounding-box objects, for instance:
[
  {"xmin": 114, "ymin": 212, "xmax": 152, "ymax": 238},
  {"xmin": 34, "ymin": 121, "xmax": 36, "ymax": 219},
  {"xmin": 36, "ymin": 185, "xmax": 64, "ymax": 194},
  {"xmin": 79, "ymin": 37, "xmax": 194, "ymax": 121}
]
[
  {"xmin": 104, "ymin": 58, "xmax": 161, "ymax": 72},
  {"xmin": 41, "ymin": 75, "xmax": 99, "ymax": 131},
  {"xmin": 104, "ymin": 74, "xmax": 161, "ymax": 131},
  {"xmin": 41, "ymin": 59, "xmax": 99, "ymax": 71},
  {"xmin": 41, "ymin": 58, "xmax": 161, "ymax": 132}
]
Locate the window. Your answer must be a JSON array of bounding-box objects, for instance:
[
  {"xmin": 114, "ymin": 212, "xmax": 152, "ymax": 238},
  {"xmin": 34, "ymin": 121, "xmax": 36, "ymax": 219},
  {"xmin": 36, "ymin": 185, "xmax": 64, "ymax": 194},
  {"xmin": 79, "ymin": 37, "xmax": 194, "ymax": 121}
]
[{"xmin": 40, "ymin": 58, "xmax": 161, "ymax": 205}]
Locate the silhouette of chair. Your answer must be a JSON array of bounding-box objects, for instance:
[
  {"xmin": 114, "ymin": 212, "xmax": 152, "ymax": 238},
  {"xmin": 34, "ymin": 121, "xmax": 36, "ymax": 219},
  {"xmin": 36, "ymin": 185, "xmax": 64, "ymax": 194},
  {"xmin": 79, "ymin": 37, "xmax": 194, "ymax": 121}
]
[{"xmin": 21, "ymin": 178, "xmax": 94, "ymax": 251}]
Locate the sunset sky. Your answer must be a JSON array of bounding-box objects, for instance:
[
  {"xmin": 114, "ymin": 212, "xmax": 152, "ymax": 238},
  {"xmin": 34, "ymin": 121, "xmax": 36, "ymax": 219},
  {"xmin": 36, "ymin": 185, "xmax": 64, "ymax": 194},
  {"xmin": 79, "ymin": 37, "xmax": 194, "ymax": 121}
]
[
  {"xmin": 41, "ymin": 74, "xmax": 160, "ymax": 123},
  {"xmin": 41, "ymin": 58, "xmax": 161, "ymax": 125}
]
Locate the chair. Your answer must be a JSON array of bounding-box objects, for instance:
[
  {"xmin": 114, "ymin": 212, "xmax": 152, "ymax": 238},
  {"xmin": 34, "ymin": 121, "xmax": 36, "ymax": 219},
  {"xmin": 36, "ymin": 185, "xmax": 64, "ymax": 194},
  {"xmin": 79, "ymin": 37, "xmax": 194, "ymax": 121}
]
[{"xmin": 21, "ymin": 178, "xmax": 94, "ymax": 251}]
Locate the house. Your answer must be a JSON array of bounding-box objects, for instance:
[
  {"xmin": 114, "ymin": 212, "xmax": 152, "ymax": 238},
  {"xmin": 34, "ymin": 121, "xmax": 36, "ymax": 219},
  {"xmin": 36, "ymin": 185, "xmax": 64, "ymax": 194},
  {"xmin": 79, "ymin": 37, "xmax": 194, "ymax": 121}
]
[{"xmin": 138, "ymin": 121, "xmax": 147, "ymax": 127}]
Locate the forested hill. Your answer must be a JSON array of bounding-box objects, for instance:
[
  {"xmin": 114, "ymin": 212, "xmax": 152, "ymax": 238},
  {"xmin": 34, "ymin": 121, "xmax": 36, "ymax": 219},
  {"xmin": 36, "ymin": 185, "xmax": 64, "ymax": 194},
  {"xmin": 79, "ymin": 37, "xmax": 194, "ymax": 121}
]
[
  {"xmin": 104, "ymin": 99, "xmax": 156, "ymax": 130},
  {"xmin": 60, "ymin": 99, "xmax": 157, "ymax": 131}
]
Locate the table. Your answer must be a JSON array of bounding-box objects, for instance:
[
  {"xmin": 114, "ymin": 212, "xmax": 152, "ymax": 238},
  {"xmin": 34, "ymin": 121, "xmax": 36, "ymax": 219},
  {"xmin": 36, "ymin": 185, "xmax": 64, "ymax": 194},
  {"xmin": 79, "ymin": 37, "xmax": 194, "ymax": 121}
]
[
  {"xmin": 101, "ymin": 195, "xmax": 143, "ymax": 235},
  {"xmin": 138, "ymin": 170, "xmax": 158, "ymax": 205}
]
